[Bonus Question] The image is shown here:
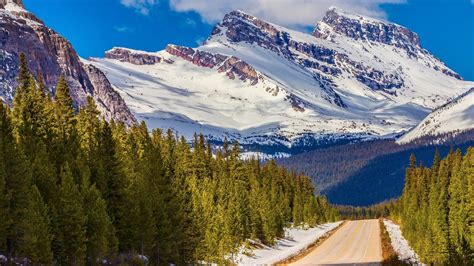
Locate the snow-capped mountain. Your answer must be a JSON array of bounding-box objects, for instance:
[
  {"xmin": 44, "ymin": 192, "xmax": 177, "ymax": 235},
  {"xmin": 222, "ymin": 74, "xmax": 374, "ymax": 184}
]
[
  {"xmin": 398, "ymin": 88, "xmax": 474, "ymax": 144},
  {"xmin": 88, "ymin": 7, "xmax": 473, "ymax": 148},
  {"xmin": 0, "ymin": 0, "xmax": 136, "ymax": 126}
]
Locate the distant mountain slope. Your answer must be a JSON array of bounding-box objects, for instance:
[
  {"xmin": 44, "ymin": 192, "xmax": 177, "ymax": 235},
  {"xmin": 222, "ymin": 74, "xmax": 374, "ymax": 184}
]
[
  {"xmin": 397, "ymin": 88, "xmax": 474, "ymax": 144},
  {"xmin": 277, "ymin": 130, "xmax": 474, "ymax": 206},
  {"xmin": 89, "ymin": 7, "xmax": 472, "ymax": 148},
  {"xmin": 0, "ymin": 0, "xmax": 136, "ymax": 126}
]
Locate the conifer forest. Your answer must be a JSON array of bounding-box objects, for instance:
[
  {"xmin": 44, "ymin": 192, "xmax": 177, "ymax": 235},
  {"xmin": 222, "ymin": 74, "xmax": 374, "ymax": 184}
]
[
  {"xmin": 0, "ymin": 54, "xmax": 339, "ymax": 264},
  {"xmin": 391, "ymin": 149, "xmax": 474, "ymax": 265}
]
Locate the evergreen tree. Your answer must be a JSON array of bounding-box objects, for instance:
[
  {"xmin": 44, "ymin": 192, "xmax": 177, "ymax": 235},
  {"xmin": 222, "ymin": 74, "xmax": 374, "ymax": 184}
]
[
  {"xmin": 97, "ymin": 121, "xmax": 127, "ymax": 235},
  {"xmin": 393, "ymin": 149, "xmax": 473, "ymax": 265},
  {"xmin": 0, "ymin": 103, "xmax": 31, "ymax": 259},
  {"xmin": 81, "ymin": 177, "xmax": 116, "ymax": 264},
  {"xmin": 0, "ymin": 134, "xmax": 10, "ymax": 253},
  {"xmin": 51, "ymin": 75, "xmax": 78, "ymax": 173},
  {"xmin": 20, "ymin": 185, "xmax": 53, "ymax": 264},
  {"xmin": 55, "ymin": 164, "xmax": 87, "ymax": 265}
]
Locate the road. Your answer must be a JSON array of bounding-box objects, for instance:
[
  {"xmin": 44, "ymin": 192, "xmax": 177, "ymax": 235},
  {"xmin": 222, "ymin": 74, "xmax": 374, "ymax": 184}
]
[{"xmin": 290, "ymin": 219, "xmax": 382, "ymax": 265}]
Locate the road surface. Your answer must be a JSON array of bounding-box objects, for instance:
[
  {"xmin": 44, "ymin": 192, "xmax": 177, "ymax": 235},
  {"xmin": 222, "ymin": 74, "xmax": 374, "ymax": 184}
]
[{"xmin": 290, "ymin": 219, "xmax": 382, "ymax": 265}]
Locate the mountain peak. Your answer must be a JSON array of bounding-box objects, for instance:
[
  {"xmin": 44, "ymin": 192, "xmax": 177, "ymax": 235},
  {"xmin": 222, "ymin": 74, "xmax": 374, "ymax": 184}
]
[
  {"xmin": 0, "ymin": 0, "xmax": 25, "ymax": 10},
  {"xmin": 314, "ymin": 6, "xmax": 422, "ymax": 55},
  {"xmin": 209, "ymin": 8, "xmax": 281, "ymax": 44},
  {"xmin": 325, "ymin": 6, "xmax": 385, "ymax": 23}
]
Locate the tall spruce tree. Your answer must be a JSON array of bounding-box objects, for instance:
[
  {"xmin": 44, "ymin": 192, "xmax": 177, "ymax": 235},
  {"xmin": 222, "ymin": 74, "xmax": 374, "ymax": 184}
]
[
  {"xmin": 81, "ymin": 177, "xmax": 116, "ymax": 264},
  {"xmin": 52, "ymin": 75, "xmax": 78, "ymax": 173},
  {"xmin": 55, "ymin": 164, "xmax": 87, "ymax": 265},
  {"xmin": 0, "ymin": 124, "xmax": 10, "ymax": 253},
  {"xmin": 20, "ymin": 185, "xmax": 53, "ymax": 264}
]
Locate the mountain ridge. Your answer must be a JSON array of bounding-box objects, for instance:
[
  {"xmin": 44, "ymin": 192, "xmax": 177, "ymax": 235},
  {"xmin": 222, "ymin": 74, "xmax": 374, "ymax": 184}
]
[{"xmin": 88, "ymin": 7, "xmax": 472, "ymax": 151}]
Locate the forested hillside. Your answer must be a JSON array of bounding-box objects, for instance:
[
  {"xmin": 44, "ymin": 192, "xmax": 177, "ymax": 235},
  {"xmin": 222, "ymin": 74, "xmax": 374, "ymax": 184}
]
[
  {"xmin": 0, "ymin": 55, "xmax": 339, "ymax": 265},
  {"xmin": 391, "ymin": 149, "xmax": 473, "ymax": 265},
  {"xmin": 278, "ymin": 132, "xmax": 474, "ymax": 206}
]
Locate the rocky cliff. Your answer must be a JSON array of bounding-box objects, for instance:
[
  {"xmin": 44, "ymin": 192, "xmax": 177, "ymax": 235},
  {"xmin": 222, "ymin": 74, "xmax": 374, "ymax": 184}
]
[{"xmin": 0, "ymin": 1, "xmax": 137, "ymax": 126}]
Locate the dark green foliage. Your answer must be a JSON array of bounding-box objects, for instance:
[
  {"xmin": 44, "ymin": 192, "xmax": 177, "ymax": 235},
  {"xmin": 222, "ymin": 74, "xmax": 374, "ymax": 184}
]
[
  {"xmin": 20, "ymin": 185, "xmax": 53, "ymax": 264},
  {"xmin": 392, "ymin": 149, "xmax": 474, "ymax": 265},
  {"xmin": 0, "ymin": 55, "xmax": 340, "ymax": 264},
  {"xmin": 336, "ymin": 201, "xmax": 395, "ymax": 220},
  {"xmin": 55, "ymin": 164, "xmax": 87, "ymax": 265}
]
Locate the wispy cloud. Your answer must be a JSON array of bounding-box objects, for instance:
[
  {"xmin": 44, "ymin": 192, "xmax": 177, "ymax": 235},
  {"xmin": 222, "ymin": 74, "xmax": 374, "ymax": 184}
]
[
  {"xmin": 114, "ymin": 26, "xmax": 135, "ymax": 33},
  {"xmin": 182, "ymin": 17, "xmax": 197, "ymax": 28},
  {"xmin": 168, "ymin": 0, "xmax": 406, "ymax": 28},
  {"xmin": 121, "ymin": 0, "xmax": 157, "ymax": 15}
]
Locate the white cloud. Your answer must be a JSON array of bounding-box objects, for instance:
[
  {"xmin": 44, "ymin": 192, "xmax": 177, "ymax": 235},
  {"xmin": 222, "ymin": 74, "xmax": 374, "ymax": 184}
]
[
  {"xmin": 169, "ymin": 0, "xmax": 406, "ymax": 28},
  {"xmin": 121, "ymin": 0, "xmax": 157, "ymax": 15}
]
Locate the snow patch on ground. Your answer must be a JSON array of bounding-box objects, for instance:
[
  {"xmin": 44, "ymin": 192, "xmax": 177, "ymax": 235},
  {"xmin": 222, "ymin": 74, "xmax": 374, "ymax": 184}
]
[
  {"xmin": 233, "ymin": 221, "xmax": 342, "ymax": 265},
  {"xmin": 383, "ymin": 219, "xmax": 424, "ymax": 265}
]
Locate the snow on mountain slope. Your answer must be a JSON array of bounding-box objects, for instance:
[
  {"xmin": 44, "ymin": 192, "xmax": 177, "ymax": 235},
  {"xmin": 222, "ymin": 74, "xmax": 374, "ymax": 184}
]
[
  {"xmin": 398, "ymin": 88, "xmax": 474, "ymax": 144},
  {"xmin": 88, "ymin": 7, "xmax": 473, "ymax": 147}
]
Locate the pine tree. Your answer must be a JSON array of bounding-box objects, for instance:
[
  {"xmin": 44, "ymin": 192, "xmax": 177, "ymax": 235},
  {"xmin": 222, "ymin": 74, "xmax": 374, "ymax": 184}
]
[
  {"xmin": 55, "ymin": 164, "xmax": 87, "ymax": 265},
  {"xmin": 0, "ymin": 134, "xmax": 10, "ymax": 253},
  {"xmin": 81, "ymin": 177, "xmax": 116, "ymax": 264},
  {"xmin": 125, "ymin": 175, "xmax": 157, "ymax": 257},
  {"xmin": 463, "ymin": 148, "xmax": 474, "ymax": 261},
  {"xmin": 51, "ymin": 75, "xmax": 78, "ymax": 173},
  {"xmin": 0, "ymin": 103, "xmax": 31, "ymax": 259},
  {"xmin": 20, "ymin": 185, "xmax": 53, "ymax": 264},
  {"xmin": 97, "ymin": 121, "xmax": 126, "ymax": 234},
  {"xmin": 17, "ymin": 53, "xmax": 30, "ymax": 91},
  {"xmin": 448, "ymin": 149, "xmax": 471, "ymax": 262}
]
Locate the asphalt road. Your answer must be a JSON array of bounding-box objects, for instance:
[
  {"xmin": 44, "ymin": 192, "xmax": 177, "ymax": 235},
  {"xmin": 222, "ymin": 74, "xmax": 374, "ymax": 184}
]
[{"xmin": 290, "ymin": 219, "xmax": 383, "ymax": 265}]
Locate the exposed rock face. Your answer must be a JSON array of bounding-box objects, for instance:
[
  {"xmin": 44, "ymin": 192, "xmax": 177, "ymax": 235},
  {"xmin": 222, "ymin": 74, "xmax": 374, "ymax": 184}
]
[
  {"xmin": 0, "ymin": 5, "xmax": 136, "ymax": 126},
  {"xmin": 105, "ymin": 47, "xmax": 169, "ymax": 65},
  {"xmin": 314, "ymin": 8, "xmax": 421, "ymax": 54},
  {"xmin": 313, "ymin": 7, "xmax": 462, "ymax": 80},
  {"xmin": 166, "ymin": 44, "xmax": 259, "ymax": 85},
  {"xmin": 84, "ymin": 64, "xmax": 137, "ymax": 125},
  {"xmin": 210, "ymin": 9, "xmax": 461, "ymax": 96},
  {"xmin": 210, "ymin": 10, "xmax": 405, "ymax": 98}
]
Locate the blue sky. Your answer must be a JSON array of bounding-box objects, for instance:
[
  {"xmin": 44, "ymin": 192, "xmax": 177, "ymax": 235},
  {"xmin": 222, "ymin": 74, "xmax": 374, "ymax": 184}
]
[{"xmin": 24, "ymin": 0, "xmax": 473, "ymax": 80}]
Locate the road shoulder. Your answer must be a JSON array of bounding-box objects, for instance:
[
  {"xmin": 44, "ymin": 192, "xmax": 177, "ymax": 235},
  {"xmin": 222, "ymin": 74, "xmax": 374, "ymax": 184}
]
[{"xmin": 275, "ymin": 220, "xmax": 346, "ymax": 265}]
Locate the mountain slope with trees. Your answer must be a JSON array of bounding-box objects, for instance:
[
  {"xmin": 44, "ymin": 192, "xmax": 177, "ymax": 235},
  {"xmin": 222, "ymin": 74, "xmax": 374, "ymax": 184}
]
[
  {"xmin": 278, "ymin": 131, "xmax": 474, "ymax": 206},
  {"xmin": 0, "ymin": 54, "xmax": 339, "ymax": 264}
]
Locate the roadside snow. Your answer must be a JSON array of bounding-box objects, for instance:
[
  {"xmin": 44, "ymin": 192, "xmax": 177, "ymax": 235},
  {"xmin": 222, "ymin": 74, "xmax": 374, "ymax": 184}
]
[
  {"xmin": 233, "ymin": 221, "xmax": 342, "ymax": 265},
  {"xmin": 383, "ymin": 219, "xmax": 424, "ymax": 265}
]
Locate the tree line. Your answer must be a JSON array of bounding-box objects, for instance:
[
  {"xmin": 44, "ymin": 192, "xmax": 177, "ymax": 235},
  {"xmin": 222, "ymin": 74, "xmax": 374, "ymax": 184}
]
[
  {"xmin": 391, "ymin": 148, "xmax": 473, "ymax": 265},
  {"xmin": 336, "ymin": 201, "xmax": 396, "ymax": 220},
  {"xmin": 0, "ymin": 54, "xmax": 339, "ymax": 265}
]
